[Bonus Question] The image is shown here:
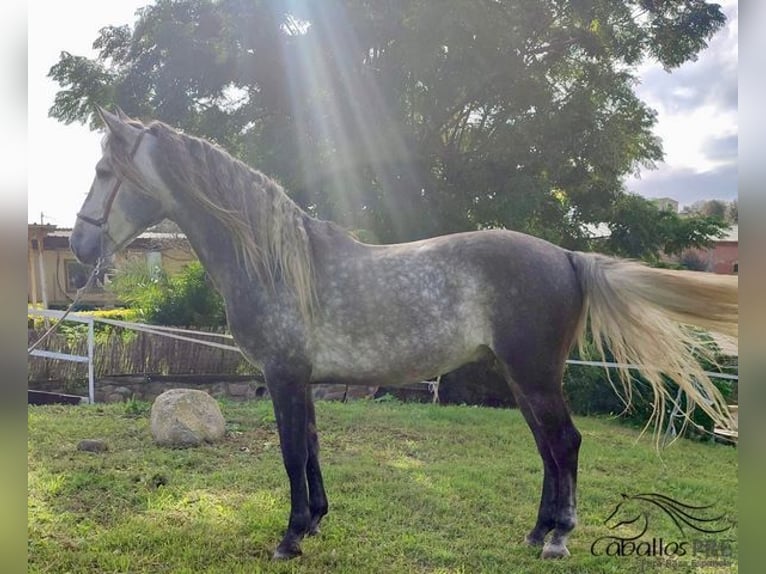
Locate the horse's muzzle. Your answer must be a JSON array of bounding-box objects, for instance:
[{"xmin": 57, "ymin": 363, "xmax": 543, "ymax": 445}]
[{"xmin": 69, "ymin": 223, "xmax": 104, "ymax": 265}]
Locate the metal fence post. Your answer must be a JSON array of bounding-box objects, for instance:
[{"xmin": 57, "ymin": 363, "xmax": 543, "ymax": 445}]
[{"xmin": 87, "ymin": 318, "xmax": 95, "ymax": 404}]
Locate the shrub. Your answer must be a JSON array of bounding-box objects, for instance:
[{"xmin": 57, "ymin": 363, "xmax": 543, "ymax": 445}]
[
  {"xmin": 108, "ymin": 260, "xmax": 226, "ymax": 328},
  {"xmin": 28, "ymin": 307, "xmax": 141, "ymax": 344},
  {"xmin": 564, "ymin": 332, "xmax": 737, "ymax": 441}
]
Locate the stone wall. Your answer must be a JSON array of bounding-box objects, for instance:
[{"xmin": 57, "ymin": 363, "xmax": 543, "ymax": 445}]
[{"xmin": 29, "ymin": 374, "xmax": 378, "ymax": 404}]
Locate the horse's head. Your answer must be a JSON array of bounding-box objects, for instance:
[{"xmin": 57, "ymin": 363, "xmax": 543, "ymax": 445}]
[
  {"xmin": 70, "ymin": 107, "xmax": 167, "ymax": 264},
  {"xmin": 603, "ymin": 493, "xmax": 646, "ymax": 533}
]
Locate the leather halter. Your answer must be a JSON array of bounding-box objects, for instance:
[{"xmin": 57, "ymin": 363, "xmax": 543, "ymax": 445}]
[{"xmin": 76, "ymin": 129, "xmax": 147, "ymax": 228}]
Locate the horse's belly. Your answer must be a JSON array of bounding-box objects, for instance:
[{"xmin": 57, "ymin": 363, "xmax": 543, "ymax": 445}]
[{"xmin": 309, "ymin": 316, "xmax": 490, "ymax": 385}]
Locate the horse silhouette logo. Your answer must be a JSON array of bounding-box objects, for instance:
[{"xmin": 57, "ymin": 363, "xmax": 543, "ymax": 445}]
[
  {"xmin": 591, "ymin": 492, "xmax": 733, "ymax": 557},
  {"xmin": 604, "ymin": 492, "xmax": 732, "ymax": 537}
]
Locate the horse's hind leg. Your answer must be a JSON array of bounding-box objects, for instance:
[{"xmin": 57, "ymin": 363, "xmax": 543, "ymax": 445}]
[
  {"xmin": 306, "ymin": 395, "xmax": 328, "ymax": 535},
  {"xmin": 522, "ymin": 388, "xmax": 581, "ymax": 559},
  {"xmin": 497, "ymin": 359, "xmax": 581, "ymax": 559}
]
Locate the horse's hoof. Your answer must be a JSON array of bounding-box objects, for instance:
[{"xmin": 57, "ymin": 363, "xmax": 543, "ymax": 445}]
[
  {"xmin": 308, "ymin": 515, "xmax": 324, "ymax": 536},
  {"xmin": 541, "ymin": 542, "xmax": 570, "ymax": 559},
  {"xmin": 524, "ymin": 533, "xmax": 546, "ymax": 546},
  {"xmin": 273, "ymin": 544, "xmax": 302, "ymax": 560}
]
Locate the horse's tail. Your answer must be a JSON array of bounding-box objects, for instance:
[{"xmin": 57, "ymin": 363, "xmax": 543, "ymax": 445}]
[{"xmin": 568, "ymin": 251, "xmax": 738, "ymax": 439}]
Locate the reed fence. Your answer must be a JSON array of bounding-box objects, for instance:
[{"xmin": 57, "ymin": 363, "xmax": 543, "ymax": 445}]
[{"xmin": 28, "ymin": 328, "xmax": 256, "ymax": 381}]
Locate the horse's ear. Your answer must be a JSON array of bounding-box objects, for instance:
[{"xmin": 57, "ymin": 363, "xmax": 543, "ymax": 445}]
[
  {"xmin": 96, "ymin": 105, "xmax": 120, "ymax": 130},
  {"xmin": 97, "ymin": 106, "xmax": 138, "ymax": 144},
  {"xmin": 115, "ymin": 107, "xmax": 131, "ymax": 121}
]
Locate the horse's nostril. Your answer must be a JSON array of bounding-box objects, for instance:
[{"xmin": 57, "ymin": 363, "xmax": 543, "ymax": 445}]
[{"xmin": 70, "ymin": 232, "xmax": 101, "ymax": 265}]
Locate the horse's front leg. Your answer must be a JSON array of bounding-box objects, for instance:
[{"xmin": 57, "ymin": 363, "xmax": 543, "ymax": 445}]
[
  {"xmin": 267, "ymin": 366, "xmax": 312, "ymax": 559},
  {"xmin": 306, "ymin": 396, "xmax": 329, "ymax": 535}
]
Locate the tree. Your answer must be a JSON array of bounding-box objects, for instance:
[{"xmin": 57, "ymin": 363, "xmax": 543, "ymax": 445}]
[
  {"xmin": 685, "ymin": 199, "xmax": 729, "ymax": 221},
  {"xmin": 727, "ymin": 199, "xmax": 738, "ymax": 223},
  {"xmin": 50, "ymin": 0, "xmax": 726, "ymax": 247},
  {"xmin": 681, "ymin": 198, "xmax": 738, "ymax": 225},
  {"xmin": 603, "ymin": 193, "xmax": 727, "ymax": 262}
]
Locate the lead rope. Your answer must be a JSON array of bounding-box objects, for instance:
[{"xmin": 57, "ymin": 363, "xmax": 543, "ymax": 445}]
[
  {"xmin": 27, "ymin": 256, "xmax": 106, "ymax": 354},
  {"xmin": 31, "ymin": 127, "xmax": 145, "ymax": 353},
  {"xmin": 29, "ymin": 170, "xmax": 117, "ymax": 356},
  {"xmin": 27, "ymin": 215, "xmax": 112, "ymax": 354}
]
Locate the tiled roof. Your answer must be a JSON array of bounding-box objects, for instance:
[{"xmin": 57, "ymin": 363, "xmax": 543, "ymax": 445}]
[
  {"xmin": 47, "ymin": 228, "xmax": 186, "ymax": 240},
  {"xmin": 720, "ymin": 225, "xmax": 738, "ymax": 242}
]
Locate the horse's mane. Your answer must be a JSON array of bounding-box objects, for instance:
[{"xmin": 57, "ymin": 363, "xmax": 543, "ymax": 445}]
[{"xmin": 131, "ymin": 120, "xmax": 316, "ymax": 318}]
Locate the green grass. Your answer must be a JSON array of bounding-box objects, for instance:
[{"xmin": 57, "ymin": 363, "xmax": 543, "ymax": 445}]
[{"xmin": 28, "ymin": 400, "xmax": 737, "ymax": 573}]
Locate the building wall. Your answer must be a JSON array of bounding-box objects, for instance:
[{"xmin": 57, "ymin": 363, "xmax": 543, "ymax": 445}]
[
  {"xmin": 28, "ymin": 246, "xmax": 74, "ymax": 307},
  {"xmin": 709, "ymin": 242, "xmax": 738, "ymax": 274},
  {"xmin": 28, "ymin": 231, "xmax": 198, "ymax": 308},
  {"xmin": 681, "ymin": 241, "xmax": 738, "ymax": 275}
]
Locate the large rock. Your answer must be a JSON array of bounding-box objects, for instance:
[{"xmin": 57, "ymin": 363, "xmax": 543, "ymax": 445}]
[{"xmin": 150, "ymin": 389, "xmax": 226, "ymax": 447}]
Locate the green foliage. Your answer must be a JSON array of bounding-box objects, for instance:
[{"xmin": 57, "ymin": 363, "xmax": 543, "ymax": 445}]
[
  {"xmin": 107, "ymin": 259, "xmax": 170, "ymax": 320},
  {"xmin": 28, "ymin": 308, "xmax": 140, "ymax": 331},
  {"xmin": 683, "ymin": 198, "xmax": 737, "ymax": 222},
  {"xmin": 109, "ymin": 260, "xmax": 226, "ymax": 328},
  {"xmin": 601, "ymin": 193, "xmax": 728, "ymax": 262},
  {"xmin": 123, "ymin": 396, "xmax": 152, "ymax": 418},
  {"xmin": 49, "ymin": 0, "xmax": 726, "ymax": 251},
  {"xmin": 28, "ymin": 308, "xmax": 141, "ymax": 345},
  {"xmin": 372, "ymin": 392, "xmax": 402, "ymax": 404},
  {"xmin": 564, "ymin": 332, "xmax": 738, "ymax": 441}
]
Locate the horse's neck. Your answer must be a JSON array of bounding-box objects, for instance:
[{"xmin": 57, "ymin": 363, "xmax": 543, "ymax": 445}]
[
  {"xmin": 169, "ymin": 200, "xmax": 263, "ymax": 302},
  {"xmin": 165, "ymin": 175, "xmax": 364, "ymax": 306}
]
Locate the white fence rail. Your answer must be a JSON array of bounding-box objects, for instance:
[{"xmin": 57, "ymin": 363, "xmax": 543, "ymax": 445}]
[
  {"xmin": 28, "ymin": 308, "xmax": 738, "ymax": 408},
  {"xmin": 27, "ymin": 308, "xmax": 243, "ymax": 403},
  {"xmin": 28, "ymin": 309, "xmax": 96, "ymax": 403}
]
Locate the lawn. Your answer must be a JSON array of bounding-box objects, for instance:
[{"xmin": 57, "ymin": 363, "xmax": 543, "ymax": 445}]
[{"xmin": 28, "ymin": 399, "xmax": 737, "ymax": 573}]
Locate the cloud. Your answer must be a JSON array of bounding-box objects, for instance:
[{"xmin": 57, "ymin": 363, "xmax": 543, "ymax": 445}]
[
  {"xmin": 636, "ymin": 1, "xmax": 737, "ymax": 110},
  {"xmin": 627, "ymin": 1, "xmax": 737, "ymax": 206},
  {"xmin": 629, "ymin": 163, "xmax": 737, "ymax": 206},
  {"xmin": 701, "ymin": 134, "xmax": 738, "ymax": 165}
]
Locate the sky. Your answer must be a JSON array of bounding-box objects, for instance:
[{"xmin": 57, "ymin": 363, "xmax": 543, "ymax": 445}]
[
  {"xmin": 626, "ymin": 0, "xmax": 738, "ymax": 207},
  {"xmin": 27, "ymin": 1, "xmax": 738, "ymax": 227}
]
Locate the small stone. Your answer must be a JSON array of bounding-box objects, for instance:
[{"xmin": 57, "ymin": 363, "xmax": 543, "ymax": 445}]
[
  {"xmin": 77, "ymin": 439, "xmax": 108, "ymax": 453},
  {"xmin": 150, "ymin": 473, "xmax": 169, "ymax": 488}
]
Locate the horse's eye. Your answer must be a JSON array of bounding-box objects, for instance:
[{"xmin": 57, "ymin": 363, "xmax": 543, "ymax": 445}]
[{"xmin": 96, "ymin": 167, "xmax": 112, "ymax": 179}]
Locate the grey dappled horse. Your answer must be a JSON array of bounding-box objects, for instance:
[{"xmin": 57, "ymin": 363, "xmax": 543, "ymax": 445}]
[{"xmin": 71, "ymin": 108, "xmax": 738, "ymax": 560}]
